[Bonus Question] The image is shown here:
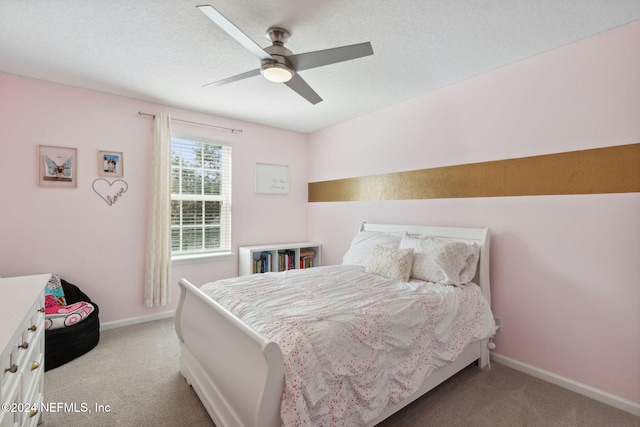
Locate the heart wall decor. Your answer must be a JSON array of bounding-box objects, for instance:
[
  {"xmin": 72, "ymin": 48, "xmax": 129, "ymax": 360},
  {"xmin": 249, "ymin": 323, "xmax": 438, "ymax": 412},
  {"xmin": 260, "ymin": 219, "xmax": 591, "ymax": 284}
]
[{"xmin": 92, "ymin": 178, "xmax": 128, "ymax": 206}]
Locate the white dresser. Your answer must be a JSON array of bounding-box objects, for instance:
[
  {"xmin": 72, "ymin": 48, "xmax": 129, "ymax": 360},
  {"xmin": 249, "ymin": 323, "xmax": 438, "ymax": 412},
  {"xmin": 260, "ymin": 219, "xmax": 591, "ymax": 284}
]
[{"xmin": 0, "ymin": 274, "xmax": 48, "ymax": 427}]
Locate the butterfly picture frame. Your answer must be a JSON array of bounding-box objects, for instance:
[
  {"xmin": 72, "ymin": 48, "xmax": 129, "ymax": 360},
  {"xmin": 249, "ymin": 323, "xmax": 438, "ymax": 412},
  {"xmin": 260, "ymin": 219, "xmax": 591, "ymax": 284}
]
[{"xmin": 38, "ymin": 144, "xmax": 78, "ymax": 187}]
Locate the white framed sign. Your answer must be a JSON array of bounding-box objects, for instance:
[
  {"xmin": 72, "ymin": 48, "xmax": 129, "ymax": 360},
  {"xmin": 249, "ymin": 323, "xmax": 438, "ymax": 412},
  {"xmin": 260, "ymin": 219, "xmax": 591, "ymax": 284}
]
[{"xmin": 255, "ymin": 163, "xmax": 289, "ymax": 194}]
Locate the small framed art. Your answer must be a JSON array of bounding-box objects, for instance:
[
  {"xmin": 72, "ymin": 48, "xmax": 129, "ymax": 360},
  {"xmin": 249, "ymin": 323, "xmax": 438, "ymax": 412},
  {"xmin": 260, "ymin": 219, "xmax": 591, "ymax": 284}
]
[
  {"xmin": 38, "ymin": 144, "xmax": 78, "ymax": 187},
  {"xmin": 99, "ymin": 150, "xmax": 124, "ymax": 177},
  {"xmin": 255, "ymin": 163, "xmax": 289, "ymax": 194}
]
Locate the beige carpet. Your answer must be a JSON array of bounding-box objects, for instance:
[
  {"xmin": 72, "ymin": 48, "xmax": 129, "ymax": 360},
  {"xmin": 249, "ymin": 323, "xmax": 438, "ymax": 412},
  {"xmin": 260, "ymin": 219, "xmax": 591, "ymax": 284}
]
[{"xmin": 44, "ymin": 318, "xmax": 639, "ymax": 427}]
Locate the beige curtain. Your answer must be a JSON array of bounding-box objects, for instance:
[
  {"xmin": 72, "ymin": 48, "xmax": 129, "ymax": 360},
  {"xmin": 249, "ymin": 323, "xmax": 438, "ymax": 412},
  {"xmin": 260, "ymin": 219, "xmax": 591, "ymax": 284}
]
[{"xmin": 145, "ymin": 113, "xmax": 172, "ymax": 307}]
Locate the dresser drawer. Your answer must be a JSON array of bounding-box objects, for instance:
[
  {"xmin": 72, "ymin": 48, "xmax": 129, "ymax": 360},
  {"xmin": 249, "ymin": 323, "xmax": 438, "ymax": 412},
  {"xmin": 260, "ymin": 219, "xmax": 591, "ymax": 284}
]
[
  {"xmin": 21, "ymin": 382, "xmax": 43, "ymax": 427},
  {"xmin": 23, "ymin": 301, "xmax": 45, "ymax": 349},
  {"xmin": 1, "ymin": 327, "xmax": 21, "ymax": 400},
  {"xmin": 20, "ymin": 336, "xmax": 43, "ymax": 403},
  {"xmin": 0, "ymin": 375, "xmax": 20, "ymax": 427},
  {"xmin": 23, "ymin": 393, "xmax": 43, "ymax": 427},
  {"xmin": 1, "ymin": 297, "xmax": 44, "ymax": 398},
  {"xmin": 0, "ymin": 274, "xmax": 48, "ymax": 427}
]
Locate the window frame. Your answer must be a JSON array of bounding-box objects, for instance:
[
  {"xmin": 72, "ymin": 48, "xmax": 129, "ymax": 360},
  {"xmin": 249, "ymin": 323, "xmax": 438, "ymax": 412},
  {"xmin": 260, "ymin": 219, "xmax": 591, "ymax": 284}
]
[{"xmin": 170, "ymin": 134, "xmax": 232, "ymax": 263}]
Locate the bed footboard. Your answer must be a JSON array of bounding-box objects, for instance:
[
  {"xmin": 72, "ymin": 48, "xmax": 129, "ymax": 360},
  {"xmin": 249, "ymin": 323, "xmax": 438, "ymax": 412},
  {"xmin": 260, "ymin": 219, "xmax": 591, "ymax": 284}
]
[{"xmin": 175, "ymin": 278, "xmax": 285, "ymax": 427}]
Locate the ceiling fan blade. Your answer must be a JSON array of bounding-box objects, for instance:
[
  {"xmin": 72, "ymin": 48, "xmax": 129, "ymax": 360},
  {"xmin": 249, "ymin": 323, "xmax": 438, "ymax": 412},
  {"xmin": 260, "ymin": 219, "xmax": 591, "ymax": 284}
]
[
  {"xmin": 196, "ymin": 5, "xmax": 273, "ymax": 61},
  {"xmin": 202, "ymin": 69, "xmax": 261, "ymax": 88},
  {"xmin": 287, "ymin": 42, "xmax": 373, "ymax": 72},
  {"xmin": 284, "ymin": 74, "xmax": 322, "ymax": 104}
]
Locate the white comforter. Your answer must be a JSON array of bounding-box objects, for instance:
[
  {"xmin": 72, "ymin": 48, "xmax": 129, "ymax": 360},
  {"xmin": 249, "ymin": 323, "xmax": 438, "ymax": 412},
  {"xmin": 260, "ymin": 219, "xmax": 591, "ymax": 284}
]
[{"xmin": 200, "ymin": 264, "xmax": 496, "ymax": 426}]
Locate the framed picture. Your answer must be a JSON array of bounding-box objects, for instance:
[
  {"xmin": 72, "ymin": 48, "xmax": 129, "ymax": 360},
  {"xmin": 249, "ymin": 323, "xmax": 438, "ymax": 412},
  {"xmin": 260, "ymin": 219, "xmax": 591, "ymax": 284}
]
[
  {"xmin": 99, "ymin": 150, "xmax": 124, "ymax": 177},
  {"xmin": 255, "ymin": 163, "xmax": 289, "ymax": 194},
  {"xmin": 38, "ymin": 145, "xmax": 78, "ymax": 187}
]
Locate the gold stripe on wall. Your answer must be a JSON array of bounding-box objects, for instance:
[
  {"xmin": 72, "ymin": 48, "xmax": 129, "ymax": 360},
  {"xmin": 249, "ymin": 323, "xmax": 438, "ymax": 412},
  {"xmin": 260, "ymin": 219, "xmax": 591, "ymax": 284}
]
[{"xmin": 308, "ymin": 143, "xmax": 640, "ymax": 202}]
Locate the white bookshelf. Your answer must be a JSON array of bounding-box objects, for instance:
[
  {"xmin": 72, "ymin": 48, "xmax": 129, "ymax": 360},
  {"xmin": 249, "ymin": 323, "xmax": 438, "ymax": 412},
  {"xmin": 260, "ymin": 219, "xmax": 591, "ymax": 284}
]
[{"xmin": 239, "ymin": 242, "xmax": 322, "ymax": 275}]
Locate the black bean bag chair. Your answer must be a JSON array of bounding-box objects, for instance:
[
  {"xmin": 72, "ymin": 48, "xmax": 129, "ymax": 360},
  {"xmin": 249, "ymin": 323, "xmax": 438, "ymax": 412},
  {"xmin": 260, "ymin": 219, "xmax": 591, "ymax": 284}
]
[{"xmin": 45, "ymin": 279, "xmax": 100, "ymax": 371}]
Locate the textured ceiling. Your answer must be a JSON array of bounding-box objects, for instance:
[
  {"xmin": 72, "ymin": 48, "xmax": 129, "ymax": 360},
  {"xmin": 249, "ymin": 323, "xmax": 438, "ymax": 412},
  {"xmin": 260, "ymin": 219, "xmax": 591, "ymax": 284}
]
[{"xmin": 1, "ymin": 0, "xmax": 639, "ymax": 133}]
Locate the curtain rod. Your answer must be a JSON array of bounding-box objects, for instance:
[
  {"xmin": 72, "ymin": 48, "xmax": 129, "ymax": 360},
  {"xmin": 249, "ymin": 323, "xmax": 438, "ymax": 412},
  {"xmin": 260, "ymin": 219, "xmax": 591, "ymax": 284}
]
[{"xmin": 137, "ymin": 111, "xmax": 243, "ymax": 133}]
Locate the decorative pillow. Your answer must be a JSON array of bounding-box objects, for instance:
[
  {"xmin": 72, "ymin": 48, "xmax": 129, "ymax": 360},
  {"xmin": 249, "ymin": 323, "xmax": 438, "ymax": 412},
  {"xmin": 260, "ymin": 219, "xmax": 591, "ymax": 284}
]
[
  {"xmin": 399, "ymin": 236, "xmax": 480, "ymax": 285},
  {"xmin": 342, "ymin": 231, "xmax": 404, "ymax": 267},
  {"xmin": 44, "ymin": 294, "xmax": 95, "ymax": 330},
  {"xmin": 45, "ymin": 273, "xmax": 67, "ymax": 306},
  {"xmin": 366, "ymin": 246, "xmax": 414, "ymax": 282}
]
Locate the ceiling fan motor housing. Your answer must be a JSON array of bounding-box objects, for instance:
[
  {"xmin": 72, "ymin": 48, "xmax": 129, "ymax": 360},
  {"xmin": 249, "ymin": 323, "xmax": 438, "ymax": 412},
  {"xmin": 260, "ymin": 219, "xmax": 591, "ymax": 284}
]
[{"xmin": 261, "ymin": 28, "xmax": 295, "ymax": 80}]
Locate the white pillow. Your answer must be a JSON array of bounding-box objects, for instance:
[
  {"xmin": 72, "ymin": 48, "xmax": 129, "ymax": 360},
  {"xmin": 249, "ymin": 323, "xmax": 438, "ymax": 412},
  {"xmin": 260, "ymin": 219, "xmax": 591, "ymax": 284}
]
[
  {"xmin": 366, "ymin": 246, "xmax": 414, "ymax": 282},
  {"xmin": 342, "ymin": 231, "xmax": 404, "ymax": 267},
  {"xmin": 399, "ymin": 236, "xmax": 480, "ymax": 285}
]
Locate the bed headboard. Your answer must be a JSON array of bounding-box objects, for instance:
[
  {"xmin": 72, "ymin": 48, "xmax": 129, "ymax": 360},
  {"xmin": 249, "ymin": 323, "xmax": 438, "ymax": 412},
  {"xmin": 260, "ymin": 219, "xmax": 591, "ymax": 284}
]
[{"xmin": 360, "ymin": 222, "xmax": 491, "ymax": 306}]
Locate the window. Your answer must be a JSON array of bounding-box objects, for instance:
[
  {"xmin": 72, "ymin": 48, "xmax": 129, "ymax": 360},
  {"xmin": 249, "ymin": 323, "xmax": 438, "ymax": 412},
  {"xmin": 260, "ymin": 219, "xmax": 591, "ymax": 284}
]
[{"xmin": 171, "ymin": 136, "xmax": 231, "ymax": 258}]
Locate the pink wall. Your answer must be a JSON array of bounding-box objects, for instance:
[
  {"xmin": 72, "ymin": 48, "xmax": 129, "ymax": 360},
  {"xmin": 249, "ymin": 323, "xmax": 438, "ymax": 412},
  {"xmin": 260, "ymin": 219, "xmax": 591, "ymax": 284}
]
[
  {"xmin": 0, "ymin": 73, "xmax": 309, "ymax": 323},
  {"xmin": 307, "ymin": 22, "xmax": 640, "ymax": 405}
]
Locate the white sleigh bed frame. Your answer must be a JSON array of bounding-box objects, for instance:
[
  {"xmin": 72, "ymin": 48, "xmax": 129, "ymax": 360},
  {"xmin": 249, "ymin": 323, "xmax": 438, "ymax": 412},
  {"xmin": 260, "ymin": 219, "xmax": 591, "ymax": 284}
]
[{"xmin": 175, "ymin": 223, "xmax": 492, "ymax": 427}]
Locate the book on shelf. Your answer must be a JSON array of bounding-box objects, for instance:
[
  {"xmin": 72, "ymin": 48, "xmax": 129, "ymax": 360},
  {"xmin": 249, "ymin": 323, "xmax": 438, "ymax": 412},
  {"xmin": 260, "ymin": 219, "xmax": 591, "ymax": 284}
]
[
  {"xmin": 300, "ymin": 249, "xmax": 316, "ymax": 269},
  {"xmin": 278, "ymin": 249, "xmax": 296, "ymax": 271},
  {"xmin": 253, "ymin": 251, "xmax": 272, "ymax": 274}
]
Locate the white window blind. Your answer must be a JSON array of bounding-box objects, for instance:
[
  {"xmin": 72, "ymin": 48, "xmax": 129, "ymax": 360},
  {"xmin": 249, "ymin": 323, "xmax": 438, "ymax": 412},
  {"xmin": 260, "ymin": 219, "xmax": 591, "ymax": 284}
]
[{"xmin": 170, "ymin": 136, "xmax": 231, "ymax": 257}]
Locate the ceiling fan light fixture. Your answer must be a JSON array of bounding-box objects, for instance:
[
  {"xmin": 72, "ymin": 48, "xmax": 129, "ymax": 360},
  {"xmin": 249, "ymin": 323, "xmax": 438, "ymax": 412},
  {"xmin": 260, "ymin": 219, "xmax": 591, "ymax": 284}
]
[{"xmin": 261, "ymin": 62, "xmax": 294, "ymax": 83}]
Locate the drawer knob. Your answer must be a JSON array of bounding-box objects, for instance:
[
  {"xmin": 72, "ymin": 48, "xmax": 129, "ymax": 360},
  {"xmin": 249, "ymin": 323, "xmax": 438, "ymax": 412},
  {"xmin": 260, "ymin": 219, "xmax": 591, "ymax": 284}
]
[
  {"xmin": 19, "ymin": 341, "xmax": 29, "ymax": 350},
  {"xmin": 38, "ymin": 307, "xmax": 45, "ymax": 313},
  {"xmin": 30, "ymin": 408, "xmax": 39, "ymax": 418},
  {"xmin": 28, "ymin": 325, "xmax": 37, "ymax": 332},
  {"xmin": 4, "ymin": 364, "xmax": 18, "ymax": 373},
  {"xmin": 31, "ymin": 361, "xmax": 40, "ymax": 371}
]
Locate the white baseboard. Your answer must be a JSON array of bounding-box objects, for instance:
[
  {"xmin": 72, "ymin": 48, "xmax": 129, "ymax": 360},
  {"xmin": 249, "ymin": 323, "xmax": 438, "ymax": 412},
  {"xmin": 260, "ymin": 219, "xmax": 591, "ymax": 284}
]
[
  {"xmin": 491, "ymin": 353, "xmax": 640, "ymax": 417},
  {"xmin": 100, "ymin": 310, "xmax": 176, "ymax": 331}
]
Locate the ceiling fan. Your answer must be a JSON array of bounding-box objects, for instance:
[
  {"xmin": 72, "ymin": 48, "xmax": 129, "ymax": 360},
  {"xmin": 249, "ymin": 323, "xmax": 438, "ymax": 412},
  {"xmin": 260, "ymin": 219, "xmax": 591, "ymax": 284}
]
[{"xmin": 197, "ymin": 4, "xmax": 374, "ymax": 104}]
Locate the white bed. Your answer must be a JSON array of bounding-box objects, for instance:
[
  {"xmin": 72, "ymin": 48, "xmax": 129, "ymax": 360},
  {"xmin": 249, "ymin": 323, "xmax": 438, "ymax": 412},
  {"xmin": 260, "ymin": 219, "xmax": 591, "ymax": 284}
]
[{"xmin": 175, "ymin": 223, "xmax": 496, "ymax": 426}]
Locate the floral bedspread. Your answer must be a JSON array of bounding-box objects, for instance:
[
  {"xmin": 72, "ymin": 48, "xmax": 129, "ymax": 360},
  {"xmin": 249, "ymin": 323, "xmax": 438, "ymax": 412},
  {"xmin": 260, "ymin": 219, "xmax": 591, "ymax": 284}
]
[{"xmin": 200, "ymin": 264, "xmax": 496, "ymax": 426}]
